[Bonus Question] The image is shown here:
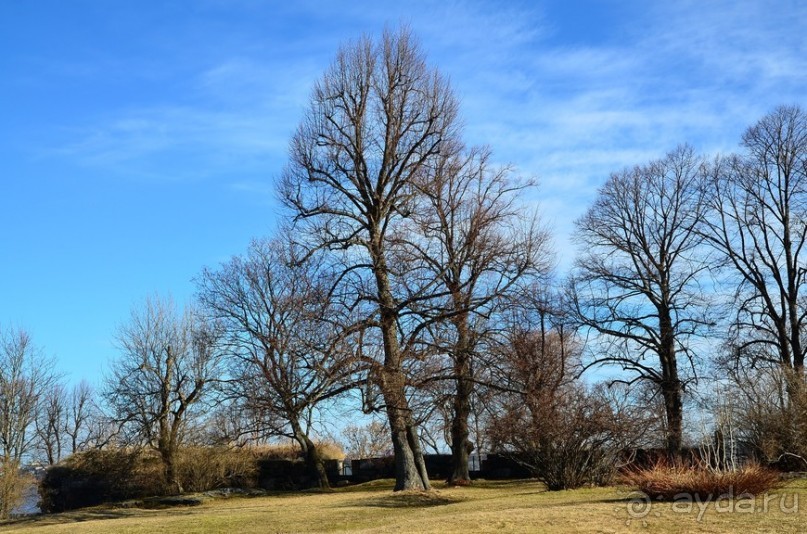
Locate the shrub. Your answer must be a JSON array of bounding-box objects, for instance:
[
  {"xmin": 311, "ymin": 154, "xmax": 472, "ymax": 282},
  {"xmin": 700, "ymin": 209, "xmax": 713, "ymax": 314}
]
[
  {"xmin": 40, "ymin": 446, "xmax": 268, "ymax": 512},
  {"xmin": 727, "ymin": 366, "xmax": 807, "ymax": 471},
  {"xmin": 39, "ymin": 449, "xmax": 164, "ymax": 512},
  {"xmin": 621, "ymin": 460, "xmax": 781, "ymax": 501},
  {"xmin": 315, "ymin": 441, "xmax": 346, "ymax": 461},
  {"xmin": 38, "ymin": 443, "xmax": 342, "ymax": 512},
  {"xmin": 1, "ymin": 461, "xmax": 33, "ymax": 518},
  {"xmin": 175, "ymin": 447, "xmax": 260, "ymax": 493},
  {"xmin": 486, "ymin": 326, "xmax": 657, "ymax": 491},
  {"xmin": 489, "ymin": 388, "xmax": 624, "ymax": 490}
]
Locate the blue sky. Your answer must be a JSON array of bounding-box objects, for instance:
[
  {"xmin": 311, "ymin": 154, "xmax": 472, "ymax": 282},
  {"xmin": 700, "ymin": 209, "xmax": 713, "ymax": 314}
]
[{"xmin": 1, "ymin": 0, "xmax": 805, "ymax": 385}]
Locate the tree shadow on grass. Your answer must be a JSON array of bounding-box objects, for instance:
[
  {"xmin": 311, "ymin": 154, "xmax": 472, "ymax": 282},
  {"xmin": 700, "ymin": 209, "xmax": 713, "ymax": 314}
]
[
  {"xmin": 532, "ymin": 492, "xmax": 646, "ymax": 508},
  {"xmin": 342, "ymin": 491, "xmax": 464, "ymax": 509},
  {"xmin": 1, "ymin": 506, "xmax": 198, "ymax": 530},
  {"xmin": 2, "ymin": 509, "xmax": 135, "ymax": 529}
]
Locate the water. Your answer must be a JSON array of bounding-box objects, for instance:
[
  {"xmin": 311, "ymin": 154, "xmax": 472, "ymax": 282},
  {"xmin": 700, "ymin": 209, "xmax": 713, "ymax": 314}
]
[{"xmin": 11, "ymin": 482, "xmax": 40, "ymax": 516}]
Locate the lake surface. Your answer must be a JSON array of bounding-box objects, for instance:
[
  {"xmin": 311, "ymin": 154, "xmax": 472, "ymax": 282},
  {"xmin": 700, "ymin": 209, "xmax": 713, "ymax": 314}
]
[{"xmin": 12, "ymin": 482, "xmax": 40, "ymax": 516}]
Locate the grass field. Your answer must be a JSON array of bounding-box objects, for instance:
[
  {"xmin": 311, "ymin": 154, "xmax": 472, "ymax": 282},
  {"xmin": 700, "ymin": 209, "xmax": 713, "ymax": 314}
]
[{"xmin": 2, "ymin": 479, "xmax": 805, "ymax": 533}]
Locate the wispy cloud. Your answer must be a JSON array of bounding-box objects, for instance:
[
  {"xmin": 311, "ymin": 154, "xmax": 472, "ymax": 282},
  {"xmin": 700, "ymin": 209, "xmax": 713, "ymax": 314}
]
[
  {"xmin": 46, "ymin": 0, "xmax": 807, "ymax": 263},
  {"xmin": 50, "ymin": 54, "xmax": 319, "ymax": 181},
  {"xmin": 398, "ymin": 0, "xmax": 807, "ymax": 264},
  {"xmin": 55, "ymin": 106, "xmax": 291, "ymax": 180}
]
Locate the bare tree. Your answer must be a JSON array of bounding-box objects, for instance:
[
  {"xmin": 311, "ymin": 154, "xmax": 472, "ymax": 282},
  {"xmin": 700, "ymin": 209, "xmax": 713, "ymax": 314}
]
[
  {"xmin": 197, "ymin": 237, "xmax": 358, "ymax": 488},
  {"xmin": 35, "ymin": 380, "xmax": 103, "ymax": 465},
  {"xmin": 0, "ymin": 326, "xmax": 56, "ymax": 518},
  {"xmin": 35, "ymin": 383, "xmax": 66, "ymax": 465},
  {"xmin": 103, "ymin": 296, "xmax": 221, "ymax": 494},
  {"xmin": 280, "ymin": 27, "xmax": 459, "ymax": 491},
  {"xmin": 486, "ymin": 302, "xmax": 631, "ymax": 490},
  {"xmin": 410, "ymin": 146, "xmax": 552, "ymax": 484},
  {"xmin": 341, "ymin": 420, "xmax": 392, "ymax": 459},
  {"xmin": 701, "ymin": 105, "xmax": 807, "ymax": 380},
  {"xmin": 64, "ymin": 380, "xmax": 104, "ymax": 454},
  {"xmin": 203, "ymin": 400, "xmax": 276, "ymax": 448},
  {"xmin": 569, "ymin": 145, "xmax": 711, "ymax": 455}
]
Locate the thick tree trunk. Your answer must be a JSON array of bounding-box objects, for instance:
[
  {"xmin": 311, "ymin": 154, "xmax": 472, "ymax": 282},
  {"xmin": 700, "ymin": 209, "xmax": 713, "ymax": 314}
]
[
  {"xmin": 407, "ymin": 423, "xmax": 431, "ymax": 491},
  {"xmin": 291, "ymin": 420, "xmax": 330, "ymax": 489},
  {"xmin": 659, "ymin": 309, "xmax": 683, "ymax": 458},
  {"xmin": 382, "ymin": 366, "xmax": 430, "ymax": 490},
  {"xmin": 160, "ymin": 446, "xmax": 183, "ymax": 495},
  {"xmin": 373, "ymin": 241, "xmax": 430, "ymax": 491},
  {"xmin": 662, "ymin": 384, "xmax": 683, "ymax": 457},
  {"xmin": 305, "ymin": 444, "xmax": 330, "ymax": 490},
  {"xmin": 448, "ymin": 348, "xmax": 473, "ymax": 485},
  {"xmin": 446, "ymin": 288, "xmax": 474, "ymax": 485}
]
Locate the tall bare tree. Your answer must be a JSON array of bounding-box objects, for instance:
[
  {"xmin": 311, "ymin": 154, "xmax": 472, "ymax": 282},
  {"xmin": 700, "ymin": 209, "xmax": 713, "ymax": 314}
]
[
  {"xmin": 701, "ymin": 105, "xmax": 807, "ymax": 379},
  {"xmin": 411, "ymin": 146, "xmax": 551, "ymax": 484},
  {"xmin": 197, "ymin": 237, "xmax": 358, "ymax": 488},
  {"xmin": 569, "ymin": 145, "xmax": 711, "ymax": 455},
  {"xmin": 103, "ymin": 296, "xmax": 221, "ymax": 494},
  {"xmin": 0, "ymin": 326, "xmax": 56, "ymax": 518},
  {"xmin": 280, "ymin": 27, "xmax": 459, "ymax": 491}
]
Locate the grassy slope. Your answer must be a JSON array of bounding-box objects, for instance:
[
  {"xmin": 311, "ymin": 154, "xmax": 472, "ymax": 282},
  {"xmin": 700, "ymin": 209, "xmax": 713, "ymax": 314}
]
[{"xmin": 2, "ymin": 479, "xmax": 805, "ymax": 533}]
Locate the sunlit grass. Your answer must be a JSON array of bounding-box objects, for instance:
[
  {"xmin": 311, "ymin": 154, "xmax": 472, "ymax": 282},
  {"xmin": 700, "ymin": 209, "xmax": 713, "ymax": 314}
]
[{"xmin": 2, "ymin": 478, "xmax": 806, "ymax": 533}]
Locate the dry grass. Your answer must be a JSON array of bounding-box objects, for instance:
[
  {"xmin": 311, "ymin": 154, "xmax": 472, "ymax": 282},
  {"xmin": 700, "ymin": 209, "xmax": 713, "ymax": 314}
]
[
  {"xmin": 1, "ymin": 478, "xmax": 805, "ymax": 533},
  {"xmin": 247, "ymin": 441, "xmax": 345, "ymax": 461},
  {"xmin": 176, "ymin": 447, "xmax": 260, "ymax": 492},
  {"xmin": 621, "ymin": 461, "xmax": 781, "ymax": 501}
]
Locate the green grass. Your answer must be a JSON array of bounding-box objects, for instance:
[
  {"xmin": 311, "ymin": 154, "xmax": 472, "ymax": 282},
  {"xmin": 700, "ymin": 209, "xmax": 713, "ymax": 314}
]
[{"xmin": 2, "ymin": 479, "xmax": 806, "ymax": 533}]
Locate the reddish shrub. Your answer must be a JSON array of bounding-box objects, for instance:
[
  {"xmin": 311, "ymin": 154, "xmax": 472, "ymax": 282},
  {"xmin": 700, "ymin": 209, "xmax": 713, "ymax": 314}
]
[{"xmin": 621, "ymin": 460, "xmax": 780, "ymax": 501}]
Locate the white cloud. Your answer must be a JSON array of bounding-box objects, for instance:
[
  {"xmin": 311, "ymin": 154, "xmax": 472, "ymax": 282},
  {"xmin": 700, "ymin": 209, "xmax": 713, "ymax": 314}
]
[
  {"xmin": 56, "ymin": 106, "xmax": 290, "ymax": 178},
  {"xmin": 48, "ymin": 0, "xmax": 807, "ymax": 253}
]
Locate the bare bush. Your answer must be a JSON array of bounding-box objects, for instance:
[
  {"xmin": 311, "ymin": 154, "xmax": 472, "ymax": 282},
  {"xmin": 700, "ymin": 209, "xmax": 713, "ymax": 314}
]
[
  {"xmin": 0, "ymin": 464, "xmax": 30, "ymax": 518},
  {"xmin": 622, "ymin": 460, "xmax": 780, "ymax": 500},
  {"xmin": 486, "ymin": 315, "xmax": 639, "ymax": 490},
  {"xmin": 724, "ymin": 364, "xmax": 807, "ymax": 470},
  {"xmin": 0, "ymin": 326, "xmax": 57, "ymax": 518},
  {"xmin": 489, "ymin": 383, "xmax": 628, "ymax": 490},
  {"xmin": 39, "ymin": 448, "xmax": 164, "ymax": 512},
  {"xmin": 175, "ymin": 447, "xmax": 259, "ymax": 493},
  {"xmin": 39, "ymin": 445, "xmax": 300, "ymax": 512}
]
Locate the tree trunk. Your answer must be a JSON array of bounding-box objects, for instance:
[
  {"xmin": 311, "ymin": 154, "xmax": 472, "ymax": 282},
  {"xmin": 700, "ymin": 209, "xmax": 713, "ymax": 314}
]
[
  {"xmin": 292, "ymin": 420, "xmax": 330, "ymax": 489},
  {"xmin": 373, "ymin": 240, "xmax": 430, "ymax": 491},
  {"xmin": 161, "ymin": 446, "xmax": 183, "ymax": 495},
  {"xmin": 448, "ymin": 347, "xmax": 473, "ymax": 485},
  {"xmin": 305, "ymin": 445, "xmax": 330, "ymax": 490},
  {"xmin": 445, "ymin": 284, "xmax": 474, "ymax": 485},
  {"xmin": 659, "ymin": 309, "xmax": 683, "ymax": 457},
  {"xmin": 382, "ymin": 365, "xmax": 430, "ymax": 490},
  {"xmin": 407, "ymin": 423, "xmax": 431, "ymax": 491},
  {"xmin": 662, "ymin": 383, "xmax": 683, "ymax": 457}
]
